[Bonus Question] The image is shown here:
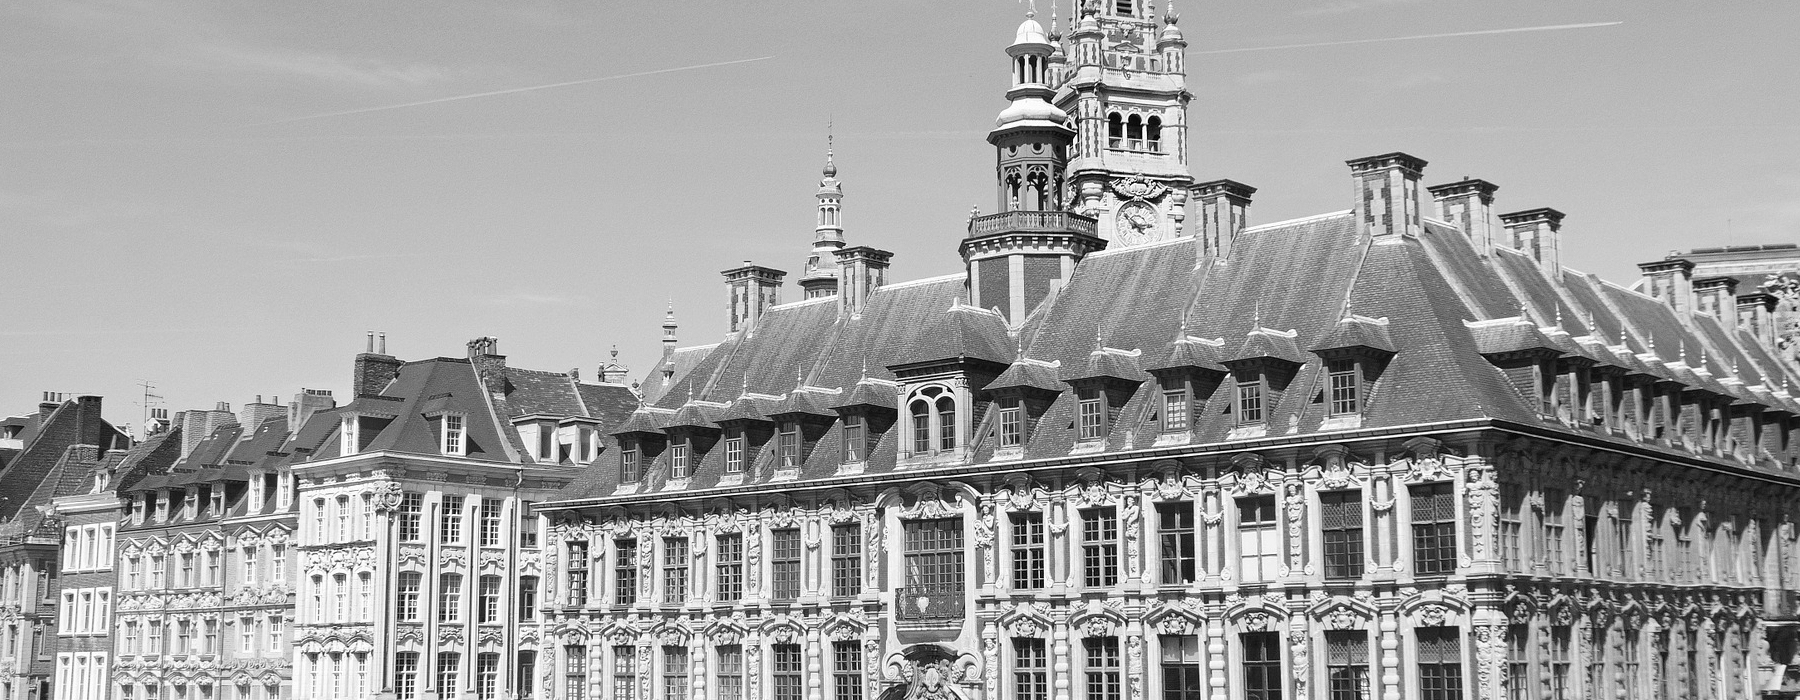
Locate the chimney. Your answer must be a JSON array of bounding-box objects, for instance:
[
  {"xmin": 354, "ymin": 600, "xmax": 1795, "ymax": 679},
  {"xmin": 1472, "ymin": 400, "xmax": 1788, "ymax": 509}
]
[
  {"xmin": 178, "ymin": 403, "xmax": 239, "ymax": 459},
  {"xmin": 354, "ymin": 331, "xmax": 404, "ymax": 397},
  {"xmin": 238, "ymin": 395, "xmax": 285, "ymax": 431},
  {"xmin": 287, "ymin": 388, "xmax": 336, "ymax": 432},
  {"xmin": 1427, "ymin": 178, "xmax": 1499, "ymax": 255},
  {"xmin": 1193, "ymin": 179, "xmax": 1255, "ymax": 260},
  {"xmin": 1691, "ymin": 277, "xmax": 1739, "ymax": 321},
  {"xmin": 73, "ymin": 395, "xmax": 107, "ymax": 457},
  {"xmin": 1347, "ymin": 152, "xmax": 1427, "ymax": 239},
  {"xmin": 1738, "ymin": 292, "xmax": 1779, "ymax": 348},
  {"xmin": 1499, "ymin": 208, "xmax": 1566, "ymax": 278},
  {"xmin": 662, "ymin": 305, "xmax": 679, "ymax": 360},
  {"xmin": 834, "ymin": 246, "xmax": 893, "ymax": 318},
  {"xmin": 722, "ymin": 262, "xmax": 786, "ymax": 333},
  {"xmin": 1637, "ymin": 257, "xmax": 1696, "ymax": 315},
  {"xmin": 38, "ymin": 391, "xmax": 62, "ymax": 419}
]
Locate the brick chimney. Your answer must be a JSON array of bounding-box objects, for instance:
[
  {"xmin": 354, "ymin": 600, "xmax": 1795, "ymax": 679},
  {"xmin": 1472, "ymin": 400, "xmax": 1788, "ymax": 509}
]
[
  {"xmin": 1499, "ymin": 208, "xmax": 1566, "ymax": 278},
  {"xmin": 72, "ymin": 395, "xmax": 107, "ymax": 457},
  {"xmin": 1692, "ymin": 277, "xmax": 1739, "ymax": 321},
  {"xmin": 722, "ymin": 262, "xmax": 786, "ymax": 333},
  {"xmin": 177, "ymin": 403, "xmax": 238, "ymax": 458},
  {"xmin": 1427, "ymin": 178, "xmax": 1499, "ymax": 255},
  {"xmin": 1347, "ymin": 152, "xmax": 1427, "ymax": 239},
  {"xmin": 238, "ymin": 395, "xmax": 285, "ymax": 431},
  {"xmin": 1193, "ymin": 179, "xmax": 1255, "ymax": 260},
  {"xmin": 1738, "ymin": 292, "xmax": 1779, "ymax": 348},
  {"xmin": 353, "ymin": 331, "xmax": 403, "ymax": 397},
  {"xmin": 1637, "ymin": 257, "xmax": 1696, "ymax": 315},
  {"xmin": 287, "ymin": 388, "xmax": 336, "ymax": 432},
  {"xmin": 834, "ymin": 246, "xmax": 892, "ymax": 318}
]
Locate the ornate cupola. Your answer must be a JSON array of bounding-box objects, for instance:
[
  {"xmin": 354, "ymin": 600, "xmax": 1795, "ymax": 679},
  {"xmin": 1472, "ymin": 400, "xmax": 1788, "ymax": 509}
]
[
  {"xmin": 962, "ymin": 11, "xmax": 1103, "ymax": 328},
  {"xmin": 799, "ymin": 136, "xmax": 846, "ymax": 299}
]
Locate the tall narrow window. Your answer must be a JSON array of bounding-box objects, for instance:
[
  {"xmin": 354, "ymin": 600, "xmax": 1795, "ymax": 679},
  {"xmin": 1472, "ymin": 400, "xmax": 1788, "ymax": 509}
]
[
  {"xmin": 910, "ymin": 400, "xmax": 931, "ymax": 453},
  {"xmin": 1081, "ymin": 507, "xmax": 1119, "ymax": 588},
  {"xmin": 661, "ymin": 647, "xmax": 688, "ymax": 700},
  {"xmin": 393, "ymin": 652, "xmax": 419, "ymax": 700},
  {"xmin": 1238, "ymin": 496, "xmax": 1279, "ymax": 582},
  {"xmin": 620, "ymin": 448, "xmax": 640, "ymax": 483},
  {"xmin": 1417, "ymin": 627, "xmax": 1464, "ymax": 700},
  {"xmin": 1107, "ymin": 113, "xmax": 1124, "ymax": 149},
  {"xmin": 566, "ymin": 541, "xmax": 589, "ymax": 607},
  {"xmin": 1499, "ymin": 484, "xmax": 1523, "ymax": 571},
  {"xmin": 519, "ymin": 501, "xmax": 539, "ymax": 548},
  {"xmin": 772, "ymin": 644, "xmax": 803, "ymax": 700},
  {"xmin": 1014, "ymin": 638, "xmax": 1047, "ymax": 700},
  {"xmin": 1242, "ymin": 632, "xmax": 1282, "ymax": 700},
  {"xmin": 1157, "ymin": 502, "xmax": 1196, "ymax": 585},
  {"xmin": 438, "ymin": 574, "xmax": 462, "ymax": 622},
  {"xmin": 1549, "ymin": 626, "xmax": 1572, "ymax": 700},
  {"xmin": 562, "ymin": 645, "xmax": 586, "ymax": 700},
  {"xmin": 1146, "ymin": 116, "xmax": 1164, "ymax": 152},
  {"xmin": 832, "ymin": 524, "xmax": 862, "ymax": 598},
  {"xmin": 517, "ymin": 651, "xmax": 537, "ymax": 700},
  {"xmin": 1077, "ymin": 390, "xmax": 1105, "ymax": 441},
  {"xmin": 435, "ymin": 653, "xmax": 460, "ymax": 699},
  {"xmin": 477, "ymin": 576, "xmax": 501, "ymax": 624},
  {"xmin": 1326, "ymin": 631, "xmax": 1371, "ymax": 700},
  {"xmin": 715, "ymin": 533, "xmax": 743, "ymax": 602},
  {"xmin": 614, "ymin": 539, "xmax": 637, "ymax": 605},
  {"xmin": 1160, "ymin": 635, "xmax": 1204, "ymax": 700},
  {"xmin": 723, "ymin": 435, "xmax": 745, "ymax": 474},
  {"xmin": 1321, "ymin": 491, "xmax": 1364, "ymax": 580},
  {"xmin": 611, "ymin": 645, "xmax": 636, "ymax": 700},
  {"xmin": 998, "ymin": 401, "xmax": 1023, "ymax": 447},
  {"xmin": 518, "ymin": 577, "xmax": 538, "ymax": 621},
  {"xmin": 936, "ymin": 395, "xmax": 957, "ymax": 451},
  {"xmin": 843, "ymin": 415, "xmax": 866, "ymax": 462},
  {"xmin": 832, "ymin": 641, "xmax": 863, "ymax": 700},
  {"xmin": 777, "ymin": 424, "xmax": 800, "ymax": 468},
  {"xmin": 1543, "ymin": 488, "xmax": 1566, "ymax": 575},
  {"xmin": 1411, "ymin": 483, "xmax": 1458, "ymax": 575},
  {"xmin": 478, "ymin": 498, "xmax": 502, "ymax": 547},
  {"xmin": 333, "ymin": 574, "xmax": 348, "ymax": 621},
  {"xmin": 359, "ymin": 572, "xmax": 372, "ymax": 620},
  {"xmin": 1505, "ymin": 625, "xmax": 1529, "ymax": 700},
  {"xmin": 1622, "ymin": 628, "xmax": 1641, "ymax": 697},
  {"xmin": 772, "ymin": 528, "xmax": 801, "ymax": 600},
  {"xmin": 398, "ymin": 493, "xmax": 423, "ymax": 542},
  {"xmin": 1162, "ymin": 387, "xmax": 1189, "ymax": 432},
  {"xmin": 902, "ymin": 519, "xmax": 965, "ymax": 613},
  {"xmin": 337, "ymin": 496, "xmax": 351, "ymax": 542},
  {"xmin": 442, "ymin": 414, "xmax": 465, "ymax": 456},
  {"xmin": 1327, "ymin": 358, "xmax": 1359, "ymax": 415},
  {"xmin": 669, "ymin": 443, "xmax": 690, "ymax": 479},
  {"xmin": 475, "ymin": 653, "xmax": 499, "ymax": 700},
  {"xmin": 716, "ymin": 646, "xmax": 743, "ymax": 700},
  {"xmin": 1012, "ymin": 512, "xmax": 1047, "ymax": 590},
  {"xmin": 663, "ymin": 538, "xmax": 689, "ymax": 602},
  {"xmin": 440, "ymin": 496, "xmax": 465, "ymax": 545},
  {"xmin": 1083, "ymin": 637, "xmax": 1121, "ymax": 700},
  {"xmin": 1237, "ymin": 374, "xmax": 1265, "ymax": 425}
]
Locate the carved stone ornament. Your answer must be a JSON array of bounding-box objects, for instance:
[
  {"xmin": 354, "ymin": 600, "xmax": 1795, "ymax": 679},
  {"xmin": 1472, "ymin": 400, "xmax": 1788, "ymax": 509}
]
[
  {"xmin": 1110, "ymin": 175, "xmax": 1170, "ymax": 202},
  {"xmin": 1416, "ymin": 603, "xmax": 1450, "ymax": 628},
  {"xmin": 888, "ymin": 646, "xmax": 979, "ymax": 700},
  {"xmin": 370, "ymin": 482, "xmax": 405, "ymax": 511},
  {"xmin": 898, "ymin": 483, "xmax": 962, "ymax": 520}
]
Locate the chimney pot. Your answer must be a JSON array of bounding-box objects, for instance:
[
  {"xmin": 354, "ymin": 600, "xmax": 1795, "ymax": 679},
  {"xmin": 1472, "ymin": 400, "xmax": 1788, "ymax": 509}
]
[
  {"xmin": 378, "ymin": 332, "xmax": 387, "ymax": 355},
  {"xmin": 366, "ymin": 331, "xmax": 375, "ymax": 353}
]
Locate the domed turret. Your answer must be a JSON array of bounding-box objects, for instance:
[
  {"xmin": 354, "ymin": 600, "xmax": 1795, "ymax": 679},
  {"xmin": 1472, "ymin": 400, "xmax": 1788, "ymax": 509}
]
[{"xmin": 992, "ymin": 12, "xmax": 1069, "ymax": 131}]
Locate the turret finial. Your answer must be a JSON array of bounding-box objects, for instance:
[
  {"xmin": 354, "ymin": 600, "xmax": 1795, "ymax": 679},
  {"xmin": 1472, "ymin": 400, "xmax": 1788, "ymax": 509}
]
[{"xmin": 823, "ymin": 120, "xmax": 837, "ymax": 178}]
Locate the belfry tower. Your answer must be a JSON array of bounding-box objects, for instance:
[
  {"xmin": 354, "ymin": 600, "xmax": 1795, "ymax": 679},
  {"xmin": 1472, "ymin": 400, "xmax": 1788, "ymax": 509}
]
[
  {"xmin": 1057, "ymin": 0, "xmax": 1195, "ymax": 246},
  {"xmin": 799, "ymin": 137, "xmax": 846, "ymax": 298}
]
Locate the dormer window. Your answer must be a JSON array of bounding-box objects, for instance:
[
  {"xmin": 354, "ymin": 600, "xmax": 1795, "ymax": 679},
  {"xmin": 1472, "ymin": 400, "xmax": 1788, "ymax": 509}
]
[
  {"xmin": 669, "ymin": 443, "xmax": 690, "ymax": 480},
  {"xmin": 1161, "ymin": 388, "xmax": 1188, "ymax": 432},
  {"xmin": 842, "ymin": 416, "xmax": 867, "ymax": 463},
  {"xmin": 907, "ymin": 386, "xmax": 958, "ymax": 455},
  {"xmin": 182, "ymin": 489, "xmax": 198, "ymax": 520},
  {"xmin": 998, "ymin": 400, "xmax": 1024, "ymax": 448},
  {"xmin": 1326, "ymin": 359, "xmax": 1359, "ymax": 416},
  {"xmin": 777, "ymin": 423, "xmax": 801, "ymax": 468},
  {"xmin": 1077, "ymin": 390, "xmax": 1106, "ymax": 441},
  {"xmin": 724, "ymin": 432, "xmax": 745, "ymax": 474},
  {"xmin": 1235, "ymin": 373, "xmax": 1265, "ymax": 425},
  {"xmin": 620, "ymin": 447, "xmax": 640, "ymax": 483},
  {"xmin": 441, "ymin": 414, "xmax": 465, "ymax": 456},
  {"xmin": 340, "ymin": 415, "xmax": 359, "ymax": 456}
]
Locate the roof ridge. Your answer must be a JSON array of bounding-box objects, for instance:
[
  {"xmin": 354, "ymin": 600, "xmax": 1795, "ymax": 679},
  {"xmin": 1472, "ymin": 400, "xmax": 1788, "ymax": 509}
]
[
  {"xmin": 1085, "ymin": 235, "xmax": 1188, "ymax": 259},
  {"xmin": 1242, "ymin": 209, "xmax": 1352, "ymax": 233},
  {"xmin": 877, "ymin": 272, "xmax": 965, "ymax": 291}
]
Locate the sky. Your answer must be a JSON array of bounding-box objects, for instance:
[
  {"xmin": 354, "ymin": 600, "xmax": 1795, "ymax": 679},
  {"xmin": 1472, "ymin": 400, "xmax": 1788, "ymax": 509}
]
[{"xmin": 2, "ymin": 0, "xmax": 1797, "ymax": 432}]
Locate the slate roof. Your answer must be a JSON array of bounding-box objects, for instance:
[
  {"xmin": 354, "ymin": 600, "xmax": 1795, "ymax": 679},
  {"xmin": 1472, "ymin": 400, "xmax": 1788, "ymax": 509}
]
[{"xmin": 550, "ymin": 204, "xmax": 1800, "ymax": 504}]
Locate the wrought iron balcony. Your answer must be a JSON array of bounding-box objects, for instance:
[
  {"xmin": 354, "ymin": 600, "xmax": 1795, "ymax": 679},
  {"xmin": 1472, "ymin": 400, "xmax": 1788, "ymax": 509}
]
[
  {"xmin": 894, "ymin": 584, "xmax": 965, "ymax": 621},
  {"xmin": 967, "ymin": 210, "xmax": 1098, "ymax": 238}
]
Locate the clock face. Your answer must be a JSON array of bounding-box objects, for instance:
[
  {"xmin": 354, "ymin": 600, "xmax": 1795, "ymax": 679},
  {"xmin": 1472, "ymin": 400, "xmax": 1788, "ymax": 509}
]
[{"xmin": 1115, "ymin": 202, "xmax": 1158, "ymax": 245}]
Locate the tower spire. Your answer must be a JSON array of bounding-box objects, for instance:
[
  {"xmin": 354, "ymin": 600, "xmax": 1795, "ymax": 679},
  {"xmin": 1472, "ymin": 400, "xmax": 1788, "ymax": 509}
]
[
  {"xmin": 799, "ymin": 126, "xmax": 846, "ymax": 299},
  {"xmin": 661, "ymin": 300, "xmax": 678, "ymax": 359}
]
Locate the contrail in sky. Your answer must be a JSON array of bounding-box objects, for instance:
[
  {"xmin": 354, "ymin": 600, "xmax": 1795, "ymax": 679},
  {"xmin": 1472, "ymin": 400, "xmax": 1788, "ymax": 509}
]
[
  {"xmin": 1192, "ymin": 22, "xmax": 1622, "ymax": 55},
  {"xmin": 252, "ymin": 55, "xmax": 776, "ymax": 126}
]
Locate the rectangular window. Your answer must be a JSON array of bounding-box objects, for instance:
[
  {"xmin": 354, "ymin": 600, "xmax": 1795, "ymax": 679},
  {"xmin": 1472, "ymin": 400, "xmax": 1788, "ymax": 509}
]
[
  {"xmin": 1237, "ymin": 375, "xmax": 1264, "ymax": 424},
  {"xmin": 1417, "ymin": 627, "xmax": 1464, "ymax": 700},
  {"xmin": 1081, "ymin": 507, "xmax": 1119, "ymax": 588},
  {"xmin": 562, "ymin": 645, "xmax": 586, "ymax": 700},
  {"xmin": 1083, "ymin": 637, "xmax": 1121, "ymax": 700},
  {"xmin": 621, "ymin": 448, "xmax": 640, "ymax": 483},
  {"xmin": 475, "ymin": 653, "xmax": 499, "ymax": 700},
  {"xmin": 1011, "ymin": 512, "xmax": 1047, "ymax": 590},
  {"xmin": 268, "ymin": 615, "xmax": 282, "ymax": 650},
  {"xmin": 1411, "ymin": 483, "xmax": 1458, "ymax": 575},
  {"xmin": 832, "ymin": 641, "xmax": 863, "ymax": 700},
  {"xmin": 772, "ymin": 644, "xmax": 803, "ymax": 700},
  {"xmin": 777, "ymin": 424, "xmax": 800, "ymax": 467},
  {"xmin": 723, "ymin": 436, "xmax": 745, "ymax": 474},
  {"xmin": 1321, "ymin": 491, "xmax": 1364, "ymax": 580},
  {"xmin": 1014, "ymin": 638, "xmax": 1047, "ymax": 700},
  {"xmin": 1613, "ymin": 502, "xmax": 1632, "ymax": 577},
  {"xmin": 1506, "ymin": 625, "xmax": 1529, "ymax": 700},
  {"xmin": 443, "ymin": 414, "xmax": 465, "ymax": 455},
  {"xmin": 670, "ymin": 443, "xmax": 690, "ymax": 479},
  {"xmin": 1543, "ymin": 488, "xmax": 1566, "ymax": 575},
  {"xmin": 479, "ymin": 498, "xmax": 502, "ymax": 547},
  {"xmin": 1327, "ymin": 358, "xmax": 1359, "ymax": 415},
  {"xmin": 1162, "ymin": 388, "xmax": 1189, "ymax": 432},
  {"xmin": 518, "ymin": 576, "xmax": 538, "ymax": 620},
  {"xmin": 716, "ymin": 645, "xmax": 743, "ymax": 700},
  {"xmin": 1622, "ymin": 629, "xmax": 1641, "ymax": 697},
  {"xmin": 441, "ymin": 496, "xmax": 465, "ymax": 545},
  {"xmin": 1242, "ymin": 632, "xmax": 1282, "ymax": 700},
  {"xmin": 393, "ymin": 652, "xmax": 419, "ymax": 700},
  {"xmin": 614, "ymin": 539, "xmax": 638, "ymax": 605},
  {"xmin": 663, "ymin": 537, "xmax": 689, "ymax": 602},
  {"xmin": 1549, "ymin": 626, "xmax": 1571, "ymax": 700},
  {"xmin": 435, "ymin": 653, "xmax": 460, "ymax": 699},
  {"xmin": 770, "ymin": 529, "xmax": 801, "ymax": 600},
  {"xmin": 1160, "ymin": 635, "xmax": 1204, "ymax": 700},
  {"xmin": 398, "ymin": 493, "xmax": 424, "ymax": 542},
  {"xmin": 902, "ymin": 519, "xmax": 965, "ymax": 603},
  {"xmin": 843, "ymin": 415, "xmax": 867, "ymax": 462},
  {"xmin": 1326, "ymin": 631, "xmax": 1371, "ymax": 700},
  {"xmin": 1499, "ymin": 483, "xmax": 1524, "ymax": 571},
  {"xmin": 831, "ymin": 524, "xmax": 862, "ymax": 598},
  {"xmin": 661, "ymin": 647, "xmax": 688, "ymax": 700},
  {"xmin": 397, "ymin": 572, "xmax": 422, "ymax": 621},
  {"xmin": 478, "ymin": 576, "xmax": 501, "ymax": 624},
  {"xmin": 438, "ymin": 574, "xmax": 462, "ymax": 622},
  {"xmin": 1078, "ymin": 393, "xmax": 1105, "ymax": 440},
  {"xmin": 1157, "ymin": 502, "xmax": 1197, "ymax": 585},
  {"xmin": 567, "ymin": 540, "xmax": 590, "ymax": 606},
  {"xmin": 998, "ymin": 403, "xmax": 1023, "ymax": 447},
  {"xmin": 715, "ymin": 533, "xmax": 743, "ymax": 602},
  {"xmin": 1238, "ymin": 496, "xmax": 1279, "ymax": 582}
]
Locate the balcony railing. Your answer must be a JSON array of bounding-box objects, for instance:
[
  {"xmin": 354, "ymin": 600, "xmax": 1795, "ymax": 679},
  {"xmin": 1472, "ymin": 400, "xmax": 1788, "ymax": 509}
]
[
  {"xmin": 967, "ymin": 211, "xmax": 1098, "ymax": 238},
  {"xmin": 895, "ymin": 584, "xmax": 965, "ymax": 621}
]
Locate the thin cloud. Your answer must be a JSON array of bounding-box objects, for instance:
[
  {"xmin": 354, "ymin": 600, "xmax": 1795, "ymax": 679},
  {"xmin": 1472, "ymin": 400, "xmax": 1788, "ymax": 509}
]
[
  {"xmin": 252, "ymin": 56, "xmax": 776, "ymax": 126},
  {"xmin": 1193, "ymin": 22, "xmax": 1623, "ymax": 55},
  {"xmin": 1294, "ymin": 0, "xmax": 1425, "ymax": 17},
  {"xmin": 178, "ymin": 42, "xmax": 456, "ymax": 88}
]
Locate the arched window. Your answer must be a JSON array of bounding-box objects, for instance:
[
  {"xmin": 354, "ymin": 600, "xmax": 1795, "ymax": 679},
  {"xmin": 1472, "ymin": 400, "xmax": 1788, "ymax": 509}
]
[
  {"xmin": 1146, "ymin": 116, "xmax": 1163, "ymax": 152},
  {"xmin": 1107, "ymin": 113, "xmax": 1123, "ymax": 149},
  {"xmin": 1126, "ymin": 115, "xmax": 1144, "ymax": 150},
  {"xmin": 1005, "ymin": 173, "xmax": 1023, "ymax": 212},
  {"xmin": 1026, "ymin": 170, "xmax": 1050, "ymax": 210},
  {"xmin": 910, "ymin": 400, "xmax": 931, "ymax": 454},
  {"xmin": 907, "ymin": 386, "xmax": 960, "ymax": 456},
  {"xmin": 936, "ymin": 396, "xmax": 957, "ymax": 450}
]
